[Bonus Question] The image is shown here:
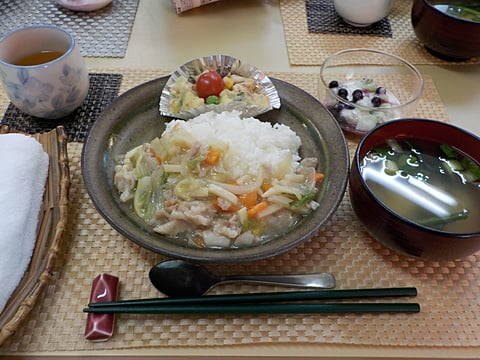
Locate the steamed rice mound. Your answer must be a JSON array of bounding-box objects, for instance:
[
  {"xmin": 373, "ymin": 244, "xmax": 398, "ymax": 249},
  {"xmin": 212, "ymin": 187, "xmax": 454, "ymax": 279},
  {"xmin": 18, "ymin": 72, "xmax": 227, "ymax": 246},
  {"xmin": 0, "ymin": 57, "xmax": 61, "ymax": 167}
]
[
  {"xmin": 114, "ymin": 110, "xmax": 323, "ymax": 249},
  {"xmin": 164, "ymin": 111, "xmax": 302, "ymax": 180}
]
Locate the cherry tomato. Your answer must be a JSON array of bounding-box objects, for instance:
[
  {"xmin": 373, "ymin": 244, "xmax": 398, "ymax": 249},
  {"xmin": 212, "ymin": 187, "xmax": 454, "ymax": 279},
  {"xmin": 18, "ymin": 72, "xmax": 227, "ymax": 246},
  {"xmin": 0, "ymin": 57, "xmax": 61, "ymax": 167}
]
[{"xmin": 195, "ymin": 70, "xmax": 224, "ymax": 99}]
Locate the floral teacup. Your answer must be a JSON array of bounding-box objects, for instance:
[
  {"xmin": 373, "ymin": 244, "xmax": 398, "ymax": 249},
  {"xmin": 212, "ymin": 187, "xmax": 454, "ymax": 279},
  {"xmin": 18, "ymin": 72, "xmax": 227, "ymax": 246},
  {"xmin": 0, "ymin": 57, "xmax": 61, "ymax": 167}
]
[{"xmin": 0, "ymin": 25, "xmax": 89, "ymax": 119}]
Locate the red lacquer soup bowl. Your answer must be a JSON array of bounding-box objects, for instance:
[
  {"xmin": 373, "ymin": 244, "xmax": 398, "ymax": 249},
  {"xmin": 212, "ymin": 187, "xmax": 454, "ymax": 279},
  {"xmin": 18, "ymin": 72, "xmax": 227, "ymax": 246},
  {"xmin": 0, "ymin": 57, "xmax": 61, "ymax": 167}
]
[{"xmin": 349, "ymin": 119, "xmax": 480, "ymax": 260}]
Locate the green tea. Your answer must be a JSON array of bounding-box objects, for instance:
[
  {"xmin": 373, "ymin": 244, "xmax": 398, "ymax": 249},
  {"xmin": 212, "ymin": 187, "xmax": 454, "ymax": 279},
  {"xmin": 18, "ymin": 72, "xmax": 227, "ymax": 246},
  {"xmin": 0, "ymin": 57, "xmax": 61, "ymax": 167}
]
[
  {"xmin": 361, "ymin": 138, "xmax": 480, "ymax": 233},
  {"xmin": 13, "ymin": 50, "xmax": 64, "ymax": 66},
  {"xmin": 433, "ymin": 4, "xmax": 480, "ymax": 22}
]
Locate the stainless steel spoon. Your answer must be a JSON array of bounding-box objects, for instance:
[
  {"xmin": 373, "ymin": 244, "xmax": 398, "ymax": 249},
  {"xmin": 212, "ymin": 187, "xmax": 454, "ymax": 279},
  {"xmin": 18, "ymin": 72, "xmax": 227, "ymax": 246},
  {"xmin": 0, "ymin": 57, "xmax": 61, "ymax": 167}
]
[{"xmin": 149, "ymin": 259, "xmax": 336, "ymax": 297}]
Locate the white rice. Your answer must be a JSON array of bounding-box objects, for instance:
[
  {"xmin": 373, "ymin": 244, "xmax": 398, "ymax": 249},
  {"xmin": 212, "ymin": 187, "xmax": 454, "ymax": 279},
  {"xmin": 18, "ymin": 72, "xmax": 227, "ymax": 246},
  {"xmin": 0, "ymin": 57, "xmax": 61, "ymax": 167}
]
[{"xmin": 162, "ymin": 110, "xmax": 302, "ymax": 181}]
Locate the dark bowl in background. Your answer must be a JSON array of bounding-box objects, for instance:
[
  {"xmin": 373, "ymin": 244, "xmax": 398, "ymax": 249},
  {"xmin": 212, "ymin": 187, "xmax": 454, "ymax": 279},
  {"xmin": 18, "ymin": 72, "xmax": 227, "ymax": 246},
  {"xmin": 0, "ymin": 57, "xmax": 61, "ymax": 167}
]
[
  {"xmin": 349, "ymin": 119, "xmax": 480, "ymax": 260},
  {"xmin": 411, "ymin": 0, "xmax": 480, "ymax": 61}
]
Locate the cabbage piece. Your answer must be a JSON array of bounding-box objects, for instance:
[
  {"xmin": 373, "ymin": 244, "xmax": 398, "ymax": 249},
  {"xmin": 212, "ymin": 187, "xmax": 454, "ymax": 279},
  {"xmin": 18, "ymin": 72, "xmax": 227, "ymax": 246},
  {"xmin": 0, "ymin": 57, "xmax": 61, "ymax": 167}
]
[
  {"xmin": 146, "ymin": 168, "xmax": 167, "ymax": 221},
  {"xmin": 134, "ymin": 169, "xmax": 166, "ymax": 224},
  {"xmin": 150, "ymin": 137, "xmax": 168, "ymax": 162},
  {"xmin": 134, "ymin": 150, "xmax": 159, "ymax": 179},
  {"xmin": 174, "ymin": 176, "xmax": 209, "ymax": 201},
  {"xmin": 289, "ymin": 191, "xmax": 316, "ymax": 211},
  {"xmin": 124, "ymin": 145, "xmax": 143, "ymax": 167},
  {"xmin": 134, "ymin": 176, "xmax": 152, "ymax": 220}
]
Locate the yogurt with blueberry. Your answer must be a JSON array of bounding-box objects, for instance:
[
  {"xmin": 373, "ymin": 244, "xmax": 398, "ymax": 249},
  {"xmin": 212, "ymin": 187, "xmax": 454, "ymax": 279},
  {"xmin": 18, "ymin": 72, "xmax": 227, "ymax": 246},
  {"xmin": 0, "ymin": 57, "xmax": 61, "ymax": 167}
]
[{"xmin": 324, "ymin": 78, "xmax": 401, "ymax": 133}]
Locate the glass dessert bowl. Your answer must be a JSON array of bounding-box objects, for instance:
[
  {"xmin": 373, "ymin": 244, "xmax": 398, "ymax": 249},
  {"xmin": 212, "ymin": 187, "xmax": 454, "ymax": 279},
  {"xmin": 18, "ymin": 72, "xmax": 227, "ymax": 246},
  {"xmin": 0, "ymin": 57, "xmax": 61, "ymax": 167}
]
[{"xmin": 319, "ymin": 48, "xmax": 424, "ymax": 136}]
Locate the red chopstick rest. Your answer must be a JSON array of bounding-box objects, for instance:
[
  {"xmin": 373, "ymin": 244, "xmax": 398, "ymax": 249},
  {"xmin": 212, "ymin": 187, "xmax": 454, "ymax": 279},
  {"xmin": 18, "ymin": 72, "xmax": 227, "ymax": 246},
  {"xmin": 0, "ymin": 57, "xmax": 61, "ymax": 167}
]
[{"xmin": 84, "ymin": 273, "xmax": 119, "ymax": 341}]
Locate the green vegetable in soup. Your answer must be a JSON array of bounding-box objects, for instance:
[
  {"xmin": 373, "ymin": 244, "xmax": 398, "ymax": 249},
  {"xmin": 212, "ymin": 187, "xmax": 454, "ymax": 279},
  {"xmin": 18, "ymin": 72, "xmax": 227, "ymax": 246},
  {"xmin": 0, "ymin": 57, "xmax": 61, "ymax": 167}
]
[
  {"xmin": 440, "ymin": 143, "xmax": 480, "ymax": 181},
  {"xmin": 416, "ymin": 210, "xmax": 469, "ymax": 227},
  {"xmin": 439, "ymin": 144, "xmax": 458, "ymax": 159},
  {"xmin": 433, "ymin": 4, "xmax": 480, "ymax": 22},
  {"xmin": 362, "ymin": 138, "xmax": 480, "ymax": 232}
]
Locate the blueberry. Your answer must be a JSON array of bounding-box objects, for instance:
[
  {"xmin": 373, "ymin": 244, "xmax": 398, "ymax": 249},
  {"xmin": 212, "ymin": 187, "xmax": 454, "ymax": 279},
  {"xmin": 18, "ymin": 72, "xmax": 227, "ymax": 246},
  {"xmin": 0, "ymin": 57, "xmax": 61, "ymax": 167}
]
[
  {"xmin": 328, "ymin": 80, "xmax": 339, "ymax": 88},
  {"xmin": 371, "ymin": 96, "xmax": 382, "ymax": 107},
  {"xmin": 352, "ymin": 89, "xmax": 363, "ymax": 102},
  {"xmin": 333, "ymin": 102, "xmax": 345, "ymax": 112},
  {"xmin": 376, "ymin": 86, "xmax": 386, "ymax": 95},
  {"xmin": 337, "ymin": 88, "xmax": 348, "ymax": 99}
]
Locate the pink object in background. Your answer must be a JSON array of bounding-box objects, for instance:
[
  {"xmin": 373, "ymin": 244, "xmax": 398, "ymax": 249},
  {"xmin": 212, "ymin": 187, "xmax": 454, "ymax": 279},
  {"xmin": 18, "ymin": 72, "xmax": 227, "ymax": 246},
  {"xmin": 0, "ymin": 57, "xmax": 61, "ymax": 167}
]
[
  {"xmin": 173, "ymin": 0, "xmax": 221, "ymax": 13},
  {"xmin": 55, "ymin": 0, "xmax": 113, "ymax": 12},
  {"xmin": 84, "ymin": 273, "xmax": 119, "ymax": 341}
]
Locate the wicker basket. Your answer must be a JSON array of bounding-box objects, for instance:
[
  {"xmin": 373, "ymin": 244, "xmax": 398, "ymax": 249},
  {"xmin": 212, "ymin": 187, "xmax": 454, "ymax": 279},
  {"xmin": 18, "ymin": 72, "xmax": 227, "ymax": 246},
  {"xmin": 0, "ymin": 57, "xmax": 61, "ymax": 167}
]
[{"xmin": 0, "ymin": 126, "xmax": 70, "ymax": 346}]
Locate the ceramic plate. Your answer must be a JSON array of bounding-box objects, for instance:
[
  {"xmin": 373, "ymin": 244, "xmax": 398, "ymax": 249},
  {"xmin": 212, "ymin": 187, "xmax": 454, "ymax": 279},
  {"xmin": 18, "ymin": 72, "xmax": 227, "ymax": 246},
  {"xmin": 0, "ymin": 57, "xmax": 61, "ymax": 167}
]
[{"xmin": 82, "ymin": 76, "xmax": 349, "ymax": 263}]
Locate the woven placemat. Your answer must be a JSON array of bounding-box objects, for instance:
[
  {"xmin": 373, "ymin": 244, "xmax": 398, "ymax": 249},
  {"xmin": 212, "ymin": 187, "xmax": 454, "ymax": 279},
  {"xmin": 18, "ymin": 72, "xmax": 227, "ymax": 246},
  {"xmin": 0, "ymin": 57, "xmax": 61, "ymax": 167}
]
[
  {"xmin": 0, "ymin": 73, "xmax": 122, "ymax": 142},
  {"xmin": 280, "ymin": 0, "xmax": 479, "ymax": 66},
  {"xmin": 1, "ymin": 69, "xmax": 479, "ymax": 353},
  {"xmin": 306, "ymin": 0, "xmax": 392, "ymax": 37},
  {"xmin": 0, "ymin": 0, "xmax": 139, "ymax": 57}
]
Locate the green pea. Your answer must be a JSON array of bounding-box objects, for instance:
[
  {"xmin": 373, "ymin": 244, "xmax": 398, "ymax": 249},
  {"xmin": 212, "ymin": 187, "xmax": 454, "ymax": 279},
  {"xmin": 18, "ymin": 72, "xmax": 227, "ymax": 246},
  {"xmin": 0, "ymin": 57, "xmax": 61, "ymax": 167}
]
[{"xmin": 206, "ymin": 95, "xmax": 220, "ymax": 105}]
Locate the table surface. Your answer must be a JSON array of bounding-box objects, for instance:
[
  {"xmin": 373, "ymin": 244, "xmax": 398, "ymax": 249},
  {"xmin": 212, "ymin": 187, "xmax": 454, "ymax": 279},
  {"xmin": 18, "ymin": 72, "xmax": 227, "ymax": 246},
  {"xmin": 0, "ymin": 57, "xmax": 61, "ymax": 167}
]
[
  {"xmin": 88, "ymin": 0, "xmax": 480, "ymax": 137},
  {"xmin": 2, "ymin": 0, "xmax": 480, "ymax": 359}
]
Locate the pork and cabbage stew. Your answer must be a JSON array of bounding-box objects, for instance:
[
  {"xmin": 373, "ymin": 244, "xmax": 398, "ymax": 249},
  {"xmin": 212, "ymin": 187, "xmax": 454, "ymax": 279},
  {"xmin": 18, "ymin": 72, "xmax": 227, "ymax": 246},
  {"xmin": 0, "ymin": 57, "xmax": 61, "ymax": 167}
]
[{"xmin": 114, "ymin": 111, "xmax": 324, "ymax": 250}]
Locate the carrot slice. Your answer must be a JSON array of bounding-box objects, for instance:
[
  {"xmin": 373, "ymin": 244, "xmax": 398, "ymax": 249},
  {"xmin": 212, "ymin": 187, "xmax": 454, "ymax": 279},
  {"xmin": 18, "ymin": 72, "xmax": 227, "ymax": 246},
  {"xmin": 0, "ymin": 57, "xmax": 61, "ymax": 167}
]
[
  {"xmin": 247, "ymin": 201, "xmax": 269, "ymax": 218},
  {"xmin": 152, "ymin": 151, "xmax": 162, "ymax": 163},
  {"xmin": 315, "ymin": 172, "xmax": 325, "ymax": 183},
  {"xmin": 238, "ymin": 191, "xmax": 258, "ymax": 208},
  {"xmin": 202, "ymin": 148, "xmax": 220, "ymax": 166},
  {"xmin": 261, "ymin": 183, "xmax": 272, "ymax": 192}
]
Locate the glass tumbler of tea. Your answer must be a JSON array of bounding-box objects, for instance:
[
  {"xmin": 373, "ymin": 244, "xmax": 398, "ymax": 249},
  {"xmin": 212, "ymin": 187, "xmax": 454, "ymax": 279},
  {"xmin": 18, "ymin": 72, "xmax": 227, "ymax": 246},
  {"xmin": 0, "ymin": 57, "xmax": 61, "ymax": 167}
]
[{"xmin": 0, "ymin": 25, "xmax": 89, "ymax": 119}]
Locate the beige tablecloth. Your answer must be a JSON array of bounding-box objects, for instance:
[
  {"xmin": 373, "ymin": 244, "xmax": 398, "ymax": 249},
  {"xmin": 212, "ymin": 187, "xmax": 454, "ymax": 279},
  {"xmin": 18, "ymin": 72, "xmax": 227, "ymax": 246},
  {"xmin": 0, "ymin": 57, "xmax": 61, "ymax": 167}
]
[{"xmin": 1, "ymin": 69, "xmax": 479, "ymax": 354}]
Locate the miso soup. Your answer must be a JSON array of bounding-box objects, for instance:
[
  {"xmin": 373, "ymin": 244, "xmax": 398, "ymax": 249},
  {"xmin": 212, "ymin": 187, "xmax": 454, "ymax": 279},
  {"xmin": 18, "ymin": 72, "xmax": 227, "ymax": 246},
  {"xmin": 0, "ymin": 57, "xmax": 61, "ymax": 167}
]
[
  {"xmin": 433, "ymin": 3, "xmax": 480, "ymax": 22},
  {"xmin": 361, "ymin": 138, "xmax": 480, "ymax": 233}
]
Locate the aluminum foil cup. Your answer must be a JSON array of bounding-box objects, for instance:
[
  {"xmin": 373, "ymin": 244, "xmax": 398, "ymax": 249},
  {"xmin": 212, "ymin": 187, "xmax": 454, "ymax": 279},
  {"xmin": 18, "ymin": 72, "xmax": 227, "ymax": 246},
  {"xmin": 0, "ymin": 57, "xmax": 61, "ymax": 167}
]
[{"xmin": 159, "ymin": 54, "xmax": 281, "ymax": 119}]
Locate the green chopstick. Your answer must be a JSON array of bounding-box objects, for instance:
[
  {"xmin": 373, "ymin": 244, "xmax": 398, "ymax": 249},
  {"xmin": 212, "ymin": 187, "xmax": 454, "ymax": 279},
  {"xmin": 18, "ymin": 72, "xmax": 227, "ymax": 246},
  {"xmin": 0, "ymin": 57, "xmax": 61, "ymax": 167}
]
[
  {"xmin": 84, "ymin": 287, "xmax": 419, "ymax": 315},
  {"xmin": 87, "ymin": 287, "xmax": 417, "ymax": 308},
  {"xmin": 83, "ymin": 302, "xmax": 420, "ymax": 314}
]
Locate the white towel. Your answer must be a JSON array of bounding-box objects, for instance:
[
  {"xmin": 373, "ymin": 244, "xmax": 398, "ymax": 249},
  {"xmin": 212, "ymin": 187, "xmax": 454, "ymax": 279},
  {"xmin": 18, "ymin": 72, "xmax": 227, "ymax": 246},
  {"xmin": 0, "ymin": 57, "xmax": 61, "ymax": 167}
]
[{"xmin": 0, "ymin": 133, "xmax": 49, "ymax": 313}]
